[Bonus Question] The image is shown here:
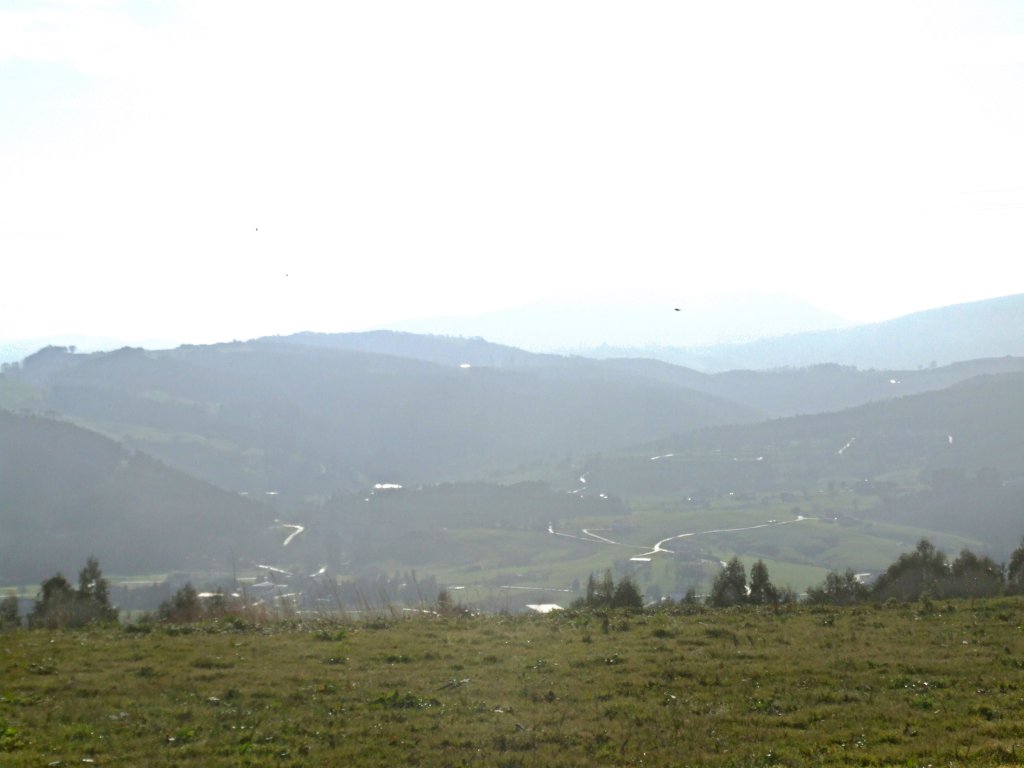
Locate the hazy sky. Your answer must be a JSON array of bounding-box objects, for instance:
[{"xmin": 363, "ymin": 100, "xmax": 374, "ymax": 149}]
[{"xmin": 3, "ymin": 1, "xmax": 1023, "ymax": 346}]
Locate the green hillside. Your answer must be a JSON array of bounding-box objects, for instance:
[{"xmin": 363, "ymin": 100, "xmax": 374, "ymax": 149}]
[
  {"xmin": 3, "ymin": 339, "xmax": 1023, "ymax": 601},
  {"xmin": 0, "ymin": 411, "xmax": 279, "ymax": 584},
  {"xmin": 9, "ymin": 341, "xmax": 760, "ymax": 495}
]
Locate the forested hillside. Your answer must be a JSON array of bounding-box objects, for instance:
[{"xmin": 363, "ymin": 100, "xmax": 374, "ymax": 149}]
[{"xmin": 0, "ymin": 410, "xmax": 278, "ymax": 583}]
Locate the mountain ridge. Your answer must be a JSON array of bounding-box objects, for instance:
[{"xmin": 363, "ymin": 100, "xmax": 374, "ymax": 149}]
[{"xmin": 577, "ymin": 293, "xmax": 1024, "ymax": 371}]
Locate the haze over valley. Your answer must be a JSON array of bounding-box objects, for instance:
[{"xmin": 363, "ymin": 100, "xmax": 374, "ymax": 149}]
[
  {"xmin": 3, "ymin": 292, "xmax": 1024, "ymax": 614},
  {"xmin": 7, "ymin": 4, "xmax": 1024, "ymax": 764}
]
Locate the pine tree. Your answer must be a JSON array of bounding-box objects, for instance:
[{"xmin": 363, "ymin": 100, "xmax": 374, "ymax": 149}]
[{"xmin": 76, "ymin": 556, "xmax": 118, "ymax": 624}]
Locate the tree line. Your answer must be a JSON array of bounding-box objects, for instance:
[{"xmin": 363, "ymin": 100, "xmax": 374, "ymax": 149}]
[
  {"xmin": 1, "ymin": 556, "xmax": 119, "ymax": 629},
  {"xmin": 809, "ymin": 537, "xmax": 1024, "ymax": 605},
  {"xmin": 4, "ymin": 537, "xmax": 1024, "ymax": 629},
  {"xmin": 567, "ymin": 536, "xmax": 1024, "ymax": 613},
  {"xmin": 702, "ymin": 536, "xmax": 1024, "ymax": 609}
]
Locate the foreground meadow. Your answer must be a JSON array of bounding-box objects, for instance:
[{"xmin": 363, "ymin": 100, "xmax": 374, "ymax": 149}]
[{"xmin": 2, "ymin": 601, "xmax": 1023, "ymax": 767}]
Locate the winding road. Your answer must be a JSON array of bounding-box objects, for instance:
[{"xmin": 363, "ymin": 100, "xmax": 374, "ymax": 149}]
[
  {"xmin": 281, "ymin": 524, "xmax": 304, "ymax": 546},
  {"xmin": 548, "ymin": 515, "xmax": 814, "ymax": 560}
]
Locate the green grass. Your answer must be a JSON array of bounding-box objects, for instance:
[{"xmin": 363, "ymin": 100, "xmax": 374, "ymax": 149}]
[
  {"xmin": 410, "ymin": 500, "xmax": 988, "ymax": 600},
  {"xmin": 3, "ymin": 599, "xmax": 1024, "ymax": 766}
]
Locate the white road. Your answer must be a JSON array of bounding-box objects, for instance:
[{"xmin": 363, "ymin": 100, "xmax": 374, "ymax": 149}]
[
  {"xmin": 281, "ymin": 524, "xmax": 304, "ymax": 546},
  {"xmin": 548, "ymin": 516, "xmax": 815, "ymax": 560}
]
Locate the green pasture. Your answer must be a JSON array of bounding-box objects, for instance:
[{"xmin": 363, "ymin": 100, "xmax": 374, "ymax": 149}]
[{"xmin": 3, "ymin": 600, "xmax": 1024, "ymax": 766}]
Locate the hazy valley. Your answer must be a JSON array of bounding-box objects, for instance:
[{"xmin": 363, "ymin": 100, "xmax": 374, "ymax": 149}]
[{"xmin": 3, "ymin": 293, "xmax": 1024, "ymax": 614}]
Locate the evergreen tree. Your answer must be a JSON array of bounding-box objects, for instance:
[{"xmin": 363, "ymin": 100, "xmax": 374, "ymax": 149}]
[
  {"xmin": 573, "ymin": 570, "xmax": 642, "ymax": 609},
  {"xmin": 600, "ymin": 569, "xmax": 615, "ymax": 608},
  {"xmin": 610, "ymin": 577, "xmax": 644, "ymax": 609},
  {"xmin": 1, "ymin": 593, "xmax": 19, "ymax": 629},
  {"xmin": 29, "ymin": 574, "xmax": 76, "ymax": 629},
  {"xmin": 1008, "ymin": 538, "xmax": 1024, "ymax": 594},
  {"xmin": 748, "ymin": 560, "xmax": 779, "ymax": 605},
  {"xmin": 709, "ymin": 557, "xmax": 747, "ymax": 607},
  {"xmin": 158, "ymin": 582, "xmax": 202, "ymax": 623},
  {"xmin": 76, "ymin": 556, "xmax": 118, "ymax": 623}
]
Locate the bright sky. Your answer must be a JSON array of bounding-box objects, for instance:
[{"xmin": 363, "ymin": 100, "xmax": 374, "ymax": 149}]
[{"xmin": 2, "ymin": 1, "xmax": 1023, "ymax": 346}]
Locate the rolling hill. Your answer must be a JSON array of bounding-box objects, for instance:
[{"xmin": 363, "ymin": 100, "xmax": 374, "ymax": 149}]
[
  {"xmin": 0, "ymin": 410, "xmax": 279, "ymax": 584},
  {"xmin": 579, "ymin": 371, "xmax": 1024, "ymax": 550},
  {"xmin": 5, "ymin": 340, "xmax": 761, "ymax": 497}
]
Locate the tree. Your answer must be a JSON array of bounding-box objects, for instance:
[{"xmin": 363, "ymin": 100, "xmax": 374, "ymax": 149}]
[
  {"xmin": 434, "ymin": 589, "xmax": 469, "ymax": 617},
  {"xmin": 580, "ymin": 570, "xmax": 614, "ymax": 609},
  {"xmin": 1008, "ymin": 538, "xmax": 1024, "ymax": 594},
  {"xmin": 806, "ymin": 569, "xmax": 869, "ymax": 605},
  {"xmin": 29, "ymin": 558, "xmax": 118, "ymax": 629},
  {"xmin": 610, "ymin": 577, "xmax": 644, "ymax": 609},
  {"xmin": 1, "ymin": 593, "xmax": 19, "ymax": 629},
  {"xmin": 76, "ymin": 556, "xmax": 117, "ymax": 623},
  {"xmin": 29, "ymin": 574, "xmax": 76, "ymax": 629},
  {"xmin": 748, "ymin": 560, "xmax": 779, "ymax": 605},
  {"xmin": 947, "ymin": 549, "xmax": 1003, "ymax": 598},
  {"xmin": 872, "ymin": 539, "xmax": 948, "ymax": 602},
  {"xmin": 573, "ymin": 570, "xmax": 641, "ymax": 610},
  {"xmin": 158, "ymin": 583, "xmax": 203, "ymax": 623},
  {"xmin": 709, "ymin": 557, "xmax": 747, "ymax": 607}
]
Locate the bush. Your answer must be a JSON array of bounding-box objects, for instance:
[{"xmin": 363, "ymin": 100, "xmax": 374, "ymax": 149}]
[{"xmin": 158, "ymin": 583, "xmax": 204, "ymax": 623}]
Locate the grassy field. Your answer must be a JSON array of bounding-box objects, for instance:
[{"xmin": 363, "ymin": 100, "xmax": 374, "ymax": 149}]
[
  {"xmin": 3, "ymin": 600, "xmax": 1024, "ymax": 766},
  {"xmin": 424, "ymin": 499, "xmax": 986, "ymax": 602}
]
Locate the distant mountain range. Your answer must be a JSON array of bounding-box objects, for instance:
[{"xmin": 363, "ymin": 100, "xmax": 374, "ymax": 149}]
[
  {"xmin": 4, "ymin": 293, "xmax": 1021, "ymax": 373},
  {"xmin": 387, "ymin": 292, "xmax": 852, "ymax": 352},
  {"xmin": 579, "ymin": 293, "xmax": 1024, "ymax": 371}
]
